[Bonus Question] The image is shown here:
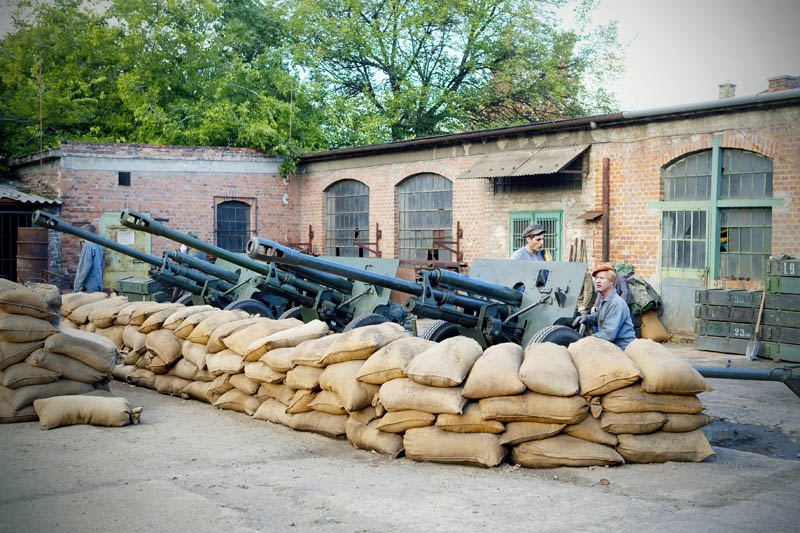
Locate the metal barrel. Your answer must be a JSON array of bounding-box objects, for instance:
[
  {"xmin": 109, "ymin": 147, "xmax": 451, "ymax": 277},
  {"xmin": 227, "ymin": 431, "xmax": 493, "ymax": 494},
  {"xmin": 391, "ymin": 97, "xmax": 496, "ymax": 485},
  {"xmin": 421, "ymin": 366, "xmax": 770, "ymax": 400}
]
[
  {"xmin": 694, "ymin": 365, "xmax": 800, "ymax": 398},
  {"xmin": 166, "ymin": 251, "xmax": 240, "ymax": 284},
  {"xmin": 33, "ymin": 211, "xmax": 162, "ymax": 267},
  {"xmin": 16, "ymin": 227, "xmax": 49, "ymax": 284},
  {"xmin": 427, "ymin": 268, "xmax": 523, "ymax": 306},
  {"xmin": 248, "ymin": 237, "xmax": 424, "ymax": 296}
]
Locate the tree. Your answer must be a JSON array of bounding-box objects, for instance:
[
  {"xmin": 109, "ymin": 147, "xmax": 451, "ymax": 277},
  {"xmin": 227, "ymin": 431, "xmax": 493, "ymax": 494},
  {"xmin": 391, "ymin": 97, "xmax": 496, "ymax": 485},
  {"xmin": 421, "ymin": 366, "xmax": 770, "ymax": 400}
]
[{"xmin": 286, "ymin": 0, "xmax": 621, "ymax": 146}]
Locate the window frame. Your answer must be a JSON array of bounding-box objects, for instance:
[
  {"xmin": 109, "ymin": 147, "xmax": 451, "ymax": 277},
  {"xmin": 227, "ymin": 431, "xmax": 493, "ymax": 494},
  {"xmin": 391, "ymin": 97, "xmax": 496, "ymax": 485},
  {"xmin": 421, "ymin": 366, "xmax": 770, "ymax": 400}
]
[
  {"xmin": 509, "ymin": 210, "xmax": 563, "ymax": 261},
  {"xmin": 324, "ymin": 179, "xmax": 370, "ymax": 257}
]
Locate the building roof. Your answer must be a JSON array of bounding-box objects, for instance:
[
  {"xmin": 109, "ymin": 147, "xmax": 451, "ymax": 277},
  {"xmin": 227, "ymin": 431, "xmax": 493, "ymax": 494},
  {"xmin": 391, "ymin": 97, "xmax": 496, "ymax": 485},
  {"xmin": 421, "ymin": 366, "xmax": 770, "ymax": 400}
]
[{"xmin": 0, "ymin": 182, "xmax": 60, "ymax": 205}]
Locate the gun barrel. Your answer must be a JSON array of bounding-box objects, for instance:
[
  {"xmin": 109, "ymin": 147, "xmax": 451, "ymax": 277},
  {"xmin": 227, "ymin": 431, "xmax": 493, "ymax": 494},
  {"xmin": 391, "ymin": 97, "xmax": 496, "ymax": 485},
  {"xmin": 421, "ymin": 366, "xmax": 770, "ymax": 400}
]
[
  {"xmin": 166, "ymin": 251, "xmax": 240, "ymax": 285},
  {"xmin": 427, "ymin": 268, "xmax": 523, "ymax": 306}
]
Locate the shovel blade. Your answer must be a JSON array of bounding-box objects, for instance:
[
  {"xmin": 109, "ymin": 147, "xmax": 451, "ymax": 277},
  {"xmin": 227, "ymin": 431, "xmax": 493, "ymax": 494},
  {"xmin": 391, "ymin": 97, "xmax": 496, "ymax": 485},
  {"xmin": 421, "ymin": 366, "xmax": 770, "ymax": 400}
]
[{"xmin": 745, "ymin": 340, "xmax": 761, "ymax": 361}]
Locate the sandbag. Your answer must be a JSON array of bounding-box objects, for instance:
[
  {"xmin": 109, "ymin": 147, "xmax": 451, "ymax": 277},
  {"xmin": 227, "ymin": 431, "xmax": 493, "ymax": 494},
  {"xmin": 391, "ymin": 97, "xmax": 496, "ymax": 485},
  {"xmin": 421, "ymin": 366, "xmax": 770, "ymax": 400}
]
[
  {"xmin": 122, "ymin": 325, "xmax": 148, "ymax": 355},
  {"xmin": 563, "ymin": 414, "xmax": 619, "ymax": 446},
  {"xmin": 183, "ymin": 374, "xmax": 230, "ymax": 404},
  {"xmin": 345, "ymin": 418, "xmax": 404, "ymax": 457},
  {"xmin": 0, "ymin": 361, "xmax": 60, "ymax": 389},
  {"xmin": 88, "ymin": 298, "xmax": 131, "ymax": 328},
  {"xmin": 34, "ymin": 395, "xmax": 138, "ymax": 429},
  {"xmin": 126, "ymin": 368, "xmax": 157, "ymax": 390},
  {"xmin": 309, "ymin": 390, "xmax": 348, "ymax": 415},
  {"xmin": 243, "ymin": 361, "xmax": 286, "ymax": 384},
  {"xmin": 260, "ymin": 347, "xmax": 297, "ymax": 374},
  {"xmin": 0, "ymin": 398, "xmax": 38, "ymax": 423},
  {"xmin": 206, "ymin": 349, "xmax": 245, "ymax": 376},
  {"xmin": 139, "ymin": 307, "xmax": 185, "ymax": 334},
  {"xmin": 435, "ymin": 402, "xmax": 505, "ymax": 434},
  {"xmin": 167, "ymin": 358, "xmax": 203, "ymax": 380},
  {"xmin": 319, "ymin": 360, "xmax": 379, "ymax": 412},
  {"xmin": 222, "ymin": 318, "xmax": 304, "ymax": 355},
  {"xmin": 511, "ymin": 435, "xmax": 624, "ymax": 468},
  {"xmin": 479, "ymin": 391, "xmax": 588, "ymax": 424},
  {"xmin": 112, "ymin": 364, "xmax": 137, "ymax": 383},
  {"xmin": 291, "ymin": 334, "xmax": 343, "ymax": 368},
  {"xmin": 146, "ymin": 355, "xmax": 170, "ymax": 375},
  {"xmin": 161, "ymin": 305, "xmax": 216, "ymax": 330},
  {"xmin": 404, "ymin": 426, "xmax": 506, "ymax": 468},
  {"xmin": 289, "ymin": 410, "xmax": 348, "ymax": 438},
  {"xmin": 69, "ymin": 295, "xmax": 128, "ymax": 325},
  {"xmin": 4, "ymin": 379, "xmax": 94, "ymax": 410},
  {"xmin": 212, "ymin": 389, "xmax": 262, "ymax": 415},
  {"xmin": 640, "ymin": 310, "xmax": 670, "ymax": 342},
  {"xmin": 61, "ymin": 292, "xmax": 108, "ymax": 317},
  {"xmin": 600, "ymin": 411, "xmax": 667, "ymax": 435},
  {"xmin": 519, "ymin": 342, "xmax": 580, "ymax": 397},
  {"xmin": 0, "ymin": 313, "xmax": 58, "ymax": 343},
  {"xmin": 187, "ymin": 310, "xmax": 250, "ymax": 344},
  {"xmin": 253, "ymin": 398, "xmax": 295, "ymax": 426},
  {"xmin": 229, "ymin": 373, "xmax": 260, "ymax": 395},
  {"xmin": 128, "ymin": 302, "xmax": 181, "ymax": 327},
  {"xmin": 624, "ymin": 339, "xmax": 714, "ymax": 395},
  {"xmin": 461, "ymin": 343, "xmax": 525, "ymax": 399},
  {"xmin": 405, "ymin": 336, "xmax": 483, "ymax": 388},
  {"xmin": 145, "ymin": 330, "xmax": 183, "ymax": 366},
  {"xmin": 662, "ymin": 413, "xmax": 714, "ymax": 433},
  {"xmin": 256, "ymin": 382, "xmax": 297, "ymax": 405},
  {"xmin": 0, "ymin": 339, "xmax": 44, "ymax": 370},
  {"xmin": 567, "ymin": 336, "xmax": 641, "ymax": 396},
  {"xmin": 378, "ymin": 378, "xmax": 467, "ymax": 415},
  {"xmin": 114, "ymin": 301, "xmax": 154, "ymax": 326},
  {"xmin": 172, "ymin": 310, "xmax": 217, "ymax": 339},
  {"xmin": 181, "ymin": 340, "xmax": 208, "ymax": 369},
  {"xmin": 348, "ymin": 405, "xmax": 381, "ymax": 425},
  {"xmin": 375, "ymin": 410, "xmax": 436, "ymax": 433},
  {"xmin": 93, "ymin": 325, "xmax": 125, "ymax": 350},
  {"xmin": 356, "ymin": 337, "xmax": 436, "ymax": 385},
  {"xmin": 27, "ymin": 349, "xmax": 107, "ymax": 384},
  {"xmin": 154, "ymin": 375, "xmax": 192, "ymax": 396},
  {"xmin": 601, "ymin": 384, "xmax": 706, "ymax": 414},
  {"xmin": 44, "ymin": 328, "xmax": 117, "ymax": 373},
  {"xmin": 319, "ymin": 322, "xmax": 408, "ymax": 365},
  {"xmin": 286, "ymin": 389, "xmax": 316, "ymax": 414},
  {"xmin": 243, "ymin": 320, "xmax": 330, "ymax": 361},
  {"xmin": 205, "ymin": 316, "xmax": 263, "ymax": 353},
  {"xmin": 284, "ymin": 365, "xmax": 324, "ymax": 390},
  {"xmin": 0, "ymin": 287, "xmax": 57, "ymax": 319},
  {"xmin": 499, "ymin": 421, "xmax": 566, "ymax": 446},
  {"xmin": 25, "ymin": 283, "xmax": 61, "ymax": 325},
  {"xmin": 616, "ymin": 430, "xmax": 715, "ymax": 463}
]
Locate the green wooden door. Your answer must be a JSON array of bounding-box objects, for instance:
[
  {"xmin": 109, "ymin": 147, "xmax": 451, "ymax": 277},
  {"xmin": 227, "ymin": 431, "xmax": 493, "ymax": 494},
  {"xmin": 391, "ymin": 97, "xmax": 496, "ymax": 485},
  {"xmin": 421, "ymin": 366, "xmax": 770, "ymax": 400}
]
[{"xmin": 100, "ymin": 212, "xmax": 152, "ymax": 292}]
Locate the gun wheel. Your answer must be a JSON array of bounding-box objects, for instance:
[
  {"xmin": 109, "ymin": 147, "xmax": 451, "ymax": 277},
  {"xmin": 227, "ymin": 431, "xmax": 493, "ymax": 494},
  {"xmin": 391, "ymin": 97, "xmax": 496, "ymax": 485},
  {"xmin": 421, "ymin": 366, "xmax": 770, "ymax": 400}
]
[
  {"xmin": 420, "ymin": 320, "xmax": 461, "ymax": 342},
  {"xmin": 342, "ymin": 313, "xmax": 389, "ymax": 332},
  {"xmin": 224, "ymin": 298, "xmax": 276, "ymax": 318},
  {"xmin": 526, "ymin": 325, "xmax": 581, "ymax": 347},
  {"xmin": 278, "ymin": 306, "xmax": 303, "ymax": 320}
]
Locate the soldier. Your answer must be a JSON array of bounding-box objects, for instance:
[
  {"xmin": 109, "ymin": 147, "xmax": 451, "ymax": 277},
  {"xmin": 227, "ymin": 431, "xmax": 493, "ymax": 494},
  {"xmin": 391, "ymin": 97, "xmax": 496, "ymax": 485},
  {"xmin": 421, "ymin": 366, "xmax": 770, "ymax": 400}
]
[
  {"xmin": 510, "ymin": 224, "xmax": 553, "ymax": 261},
  {"xmin": 573, "ymin": 264, "xmax": 636, "ymax": 350},
  {"xmin": 73, "ymin": 224, "xmax": 103, "ymax": 293}
]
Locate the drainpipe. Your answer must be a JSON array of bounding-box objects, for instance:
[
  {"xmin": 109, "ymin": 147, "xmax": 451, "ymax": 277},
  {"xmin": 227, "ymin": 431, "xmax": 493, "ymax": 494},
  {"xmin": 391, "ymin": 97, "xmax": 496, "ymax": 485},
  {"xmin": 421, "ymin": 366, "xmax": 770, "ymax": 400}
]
[{"xmin": 602, "ymin": 157, "xmax": 610, "ymax": 262}]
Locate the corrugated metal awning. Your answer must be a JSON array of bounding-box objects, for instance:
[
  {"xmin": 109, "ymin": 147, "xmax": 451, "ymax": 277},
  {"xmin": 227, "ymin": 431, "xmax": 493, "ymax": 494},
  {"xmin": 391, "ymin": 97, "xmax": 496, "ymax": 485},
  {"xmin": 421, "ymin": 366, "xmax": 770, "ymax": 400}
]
[
  {"xmin": 0, "ymin": 183, "xmax": 60, "ymax": 205},
  {"xmin": 457, "ymin": 144, "xmax": 589, "ymax": 179}
]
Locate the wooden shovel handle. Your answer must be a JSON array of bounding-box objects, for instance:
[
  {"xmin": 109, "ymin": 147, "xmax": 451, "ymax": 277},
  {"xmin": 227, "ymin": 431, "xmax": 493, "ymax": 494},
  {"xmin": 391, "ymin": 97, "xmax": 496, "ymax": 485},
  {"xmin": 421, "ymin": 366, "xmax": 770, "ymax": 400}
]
[{"xmin": 754, "ymin": 288, "xmax": 766, "ymax": 336}]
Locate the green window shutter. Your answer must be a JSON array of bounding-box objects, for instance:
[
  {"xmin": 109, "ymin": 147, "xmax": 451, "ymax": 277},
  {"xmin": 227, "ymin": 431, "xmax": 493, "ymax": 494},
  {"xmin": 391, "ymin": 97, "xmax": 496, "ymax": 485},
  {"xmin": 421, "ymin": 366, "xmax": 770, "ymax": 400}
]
[
  {"xmin": 509, "ymin": 213, "xmax": 534, "ymax": 254},
  {"xmin": 509, "ymin": 211, "xmax": 562, "ymax": 260}
]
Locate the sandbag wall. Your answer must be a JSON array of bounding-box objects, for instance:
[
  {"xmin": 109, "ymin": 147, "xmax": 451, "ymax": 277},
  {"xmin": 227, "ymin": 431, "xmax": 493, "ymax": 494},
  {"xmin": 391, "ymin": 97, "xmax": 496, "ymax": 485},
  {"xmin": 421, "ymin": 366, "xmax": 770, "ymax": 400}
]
[
  {"xmin": 106, "ymin": 299, "xmax": 716, "ymax": 469},
  {"xmin": 0, "ymin": 282, "xmax": 119, "ymax": 423}
]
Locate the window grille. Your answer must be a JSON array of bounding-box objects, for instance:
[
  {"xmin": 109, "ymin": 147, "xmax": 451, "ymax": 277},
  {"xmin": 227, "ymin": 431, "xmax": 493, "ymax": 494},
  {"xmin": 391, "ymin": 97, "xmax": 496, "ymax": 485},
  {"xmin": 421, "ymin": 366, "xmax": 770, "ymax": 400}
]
[
  {"xmin": 216, "ymin": 200, "xmax": 250, "ymax": 252},
  {"xmin": 325, "ymin": 180, "xmax": 369, "ymax": 257},
  {"xmin": 397, "ymin": 174, "xmax": 452, "ymax": 261}
]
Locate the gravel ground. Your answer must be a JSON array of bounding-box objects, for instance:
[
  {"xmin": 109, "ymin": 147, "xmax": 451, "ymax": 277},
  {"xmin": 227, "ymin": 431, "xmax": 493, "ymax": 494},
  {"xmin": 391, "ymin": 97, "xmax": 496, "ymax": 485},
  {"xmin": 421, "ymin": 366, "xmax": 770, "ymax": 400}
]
[{"xmin": 1, "ymin": 342, "xmax": 799, "ymax": 532}]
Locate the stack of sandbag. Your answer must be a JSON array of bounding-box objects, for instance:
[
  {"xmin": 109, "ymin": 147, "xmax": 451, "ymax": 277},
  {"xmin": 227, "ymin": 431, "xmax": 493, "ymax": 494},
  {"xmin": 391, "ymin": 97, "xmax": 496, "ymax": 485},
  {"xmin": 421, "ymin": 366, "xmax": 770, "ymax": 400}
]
[{"xmin": 253, "ymin": 322, "xmax": 408, "ymax": 444}]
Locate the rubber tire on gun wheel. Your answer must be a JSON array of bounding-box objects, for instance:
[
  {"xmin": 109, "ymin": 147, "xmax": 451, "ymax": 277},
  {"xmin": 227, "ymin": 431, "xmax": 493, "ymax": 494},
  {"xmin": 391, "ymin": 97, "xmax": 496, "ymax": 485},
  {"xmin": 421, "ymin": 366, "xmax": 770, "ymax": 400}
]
[
  {"xmin": 342, "ymin": 313, "xmax": 389, "ymax": 332},
  {"xmin": 278, "ymin": 306, "xmax": 303, "ymax": 320},
  {"xmin": 526, "ymin": 325, "xmax": 582, "ymax": 347},
  {"xmin": 420, "ymin": 320, "xmax": 462, "ymax": 342},
  {"xmin": 224, "ymin": 298, "xmax": 275, "ymax": 318}
]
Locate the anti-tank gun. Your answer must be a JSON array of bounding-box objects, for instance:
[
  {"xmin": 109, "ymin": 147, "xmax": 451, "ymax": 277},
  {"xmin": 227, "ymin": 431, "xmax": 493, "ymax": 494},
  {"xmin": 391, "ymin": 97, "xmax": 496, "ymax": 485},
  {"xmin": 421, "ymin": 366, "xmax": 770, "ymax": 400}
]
[
  {"xmin": 119, "ymin": 210, "xmax": 407, "ymax": 330},
  {"xmin": 247, "ymin": 237, "xmax": 587, "ymax": 347}
]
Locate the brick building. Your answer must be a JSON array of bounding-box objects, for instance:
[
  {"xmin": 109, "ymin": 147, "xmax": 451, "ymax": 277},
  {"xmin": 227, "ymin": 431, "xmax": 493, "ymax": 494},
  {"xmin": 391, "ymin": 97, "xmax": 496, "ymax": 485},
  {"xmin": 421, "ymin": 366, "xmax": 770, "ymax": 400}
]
[{"xmin": 3, "ymin": 77, "xmax": 799, "ymax": 335}]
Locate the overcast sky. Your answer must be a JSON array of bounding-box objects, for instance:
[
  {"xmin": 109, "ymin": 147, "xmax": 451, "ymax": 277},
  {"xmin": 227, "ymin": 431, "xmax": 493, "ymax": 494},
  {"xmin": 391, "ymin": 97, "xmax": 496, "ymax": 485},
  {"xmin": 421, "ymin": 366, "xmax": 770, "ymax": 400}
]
[{"xmin": 1, "ymin": 0, "xmax": 798, "ymax": 112}]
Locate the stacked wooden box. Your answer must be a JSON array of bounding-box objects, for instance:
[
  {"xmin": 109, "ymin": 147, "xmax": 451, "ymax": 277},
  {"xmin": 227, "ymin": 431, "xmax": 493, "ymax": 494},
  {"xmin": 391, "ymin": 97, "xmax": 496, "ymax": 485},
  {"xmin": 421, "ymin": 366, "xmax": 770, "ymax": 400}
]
[{"xmin": 694, "ymin": 258, "xmax": 800, "ymax": 362}]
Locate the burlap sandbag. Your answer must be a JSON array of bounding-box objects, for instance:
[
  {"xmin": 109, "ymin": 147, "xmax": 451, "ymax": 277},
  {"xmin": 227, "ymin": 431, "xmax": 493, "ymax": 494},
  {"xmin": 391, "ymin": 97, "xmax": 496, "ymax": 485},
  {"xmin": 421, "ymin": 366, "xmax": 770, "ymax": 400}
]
[
  {"xmin": 348, "ymin": 405, "xmax": 381, "ymax": 425},
  {"xmin": 206, "ymin": 349, "xmax": 245, "ymax": 376},
  {"xmin": 114, "ymin": 301, "xmax": 153, "ymax": 326},
  {"xmin": 462, "ymin": 342, "xmax": 526, "ymax": 399},
  {"xmin": 375, "ymin": 410, "xmax": 436, "ymax": 433},
  {"xmin": 112, "ymin": 364, "xmax": 136, "ymax": 382},
  {"xmin": 230, "ymin": 373, "xmax": 260, "ymax": 395},
  {"xmin": 25, "ymin": 283, "xmax": 61, "ymax": 326},
  {"xmin": 567, "ymin": 336, "xmax": 641, "ymax": 396},
  {"xmin": 154, "ymin": 374, "xmax": 192, "ymax": 396},
  {"xmin": 616, "ymin": 430, "xmax": 715, "ymax": 463},
  {"xmin": 60, "ymin": 317, "xmax": 79, "ymax": 329},
  {"xmin": 139, "ymin": 307, "xmax": 185, "ymax": 334},
  {"xmin": 34, "ymin": 395, "xmax": 136, "ymax": 429},
  {"xmin": 256, "ymin": 382, "xmax": 295, "ymax": 405},
  {"xmin": 346, "ymin": 417, "xmax": 405, "ymax": 457},
  {"xmin": 44, "ymin": 328, "xmax": 117, "ymax": 373},
  {"xmin": 291, "ymin": 334, "xmax": 342, "ymax": 368},
  {"xmin": 319, "ymin": 322, "xmax": 409, "ymax": 366},
  {"xmin": 624, "ymin": 339, "xmax": 714, "ymax": 395},
  {"xmin": 511, "ymin": 434, "xmax": 625, "ymax": 467},
  {"xmin": 379, "ymin": 378, "xmax": 467, "ymax": 415},
  {"xmin": 93, "ymin": 325, "xmax": 125, "ymax": 349},
  {"xmin": 222, "ymin": 318, "xmax": 304, "ymax": 355},
  {"xmin": 499, "ymin": 421, "xmax": 566, "ymax": 446},
  {"xmin": 68, "ymin": 295, "xmax": 128, "ymax": 325},
  {"xmin": 165, "ymin": 358, "xmax": 197, "ymax": 381},
  {"xmin": 134, "ymin": 351, "xmax": 152, "ymax": 370},
  {"xmin": 182, "ymin": 374, "xmax": 231, "ymax": 404},
  {"xmin": 479, "ymin": 391, "xmax": 588, "ymax": 424},
  {"xmin": 126, "ymin": 368, "xmax": 157, "ymax": 390},
  {"xmin": 122, "ymin": 325, "xmax": 148, "ymax": 355},
  {"xmin": 0, "ymin": 287, "xmax": 56, "ymax": 319},
  {"xmin": 0, "ymin": 339, "xmax": 44, "ymax": 370},
  {"xmin": 205, "ymin": 316, "xmax": 263, "ymax": 354},
  {"xmin": 161, "ymin": 305, "xmax": 216, "ymax": 330},
  {"xmin": 436, "ymin": 402, "xmax": 505, "ymax": 434},
  {"xmin": 0, "ymin": 313, "xmax": 58, "ymax": 343},
  {"xmin": 145, "ymin": 329, "xmax": 183, "ymax": 366},
  {"xmin": 1, "ymin": 361, "xmax": 60, "ymax": 388},
  {"xmin": 0, "ymin": 399, "xmax": 37, "ymax": 423},
  {"xmin": 309, "ymin": 390, "xmax": 348, "ymax": 415},
  {"xmin": 403, "ymin": 426, "xmax": 506, "ymax": 468},
  {"xmin": 88, "ymin": 298, "xmax": 131, "ymax": 329},
  {"xmin": 181, "ymin": 340, "xmax": 208, "ymax": 369},
  {"xmin": 519, "ymin": 342, "xmax": 580, "ymax": 397},
  {"xmin": 5, "ymin": 378, "xmax": 94, "ymax": 410},
  {"xmin": 404, "ymin": 336, "xmax": 483, "ymax": 388},
  {"xmin": 253, "ymin": 398, "xmax": 294, "ymax": 426},
  {"xmin": 61, "ymin": 292, "xmax": 108, "ymax": 317},
  {"xmin": 187, "ymin": 310, "xmax": 250, "ymax": 345},
  {"xmin": 288, "ymin": 410, "xmax": 348, "ymax": 438},
  {"xmin": 172, "ymin": 310, "xmax": 217, "ymax": 340},
  {"xmin": 662, "ymin": 413, "xmax": 714, "ymax": 433},
  {"xmin": 260, "ymin": 347, "xmax": 297, "ymax": 374},
  {"xmin": 244, "ymin": 320, "xmax": 330, "ymax": 362},
  {"xmin": 284, "ymin": 365, "xmax": 324, "ymax": 390},
  {"xmin": 601, "ymin": 384, "xmax": 706, "ymax": 414},
  {"xmin": 212, "ymin": 389, "xmax": 263, "ymax": 415},
  {"xmin": 27, "ymin": 349, "xmax": 107, "ymax": 384},
  {"xmin": 640, "ymin": 310, "xmax": 671, "ymax": 342},
  {"xmin": 244, "ymin": 361, "xmax": 286, "ymax": 384},
  {"xmin": 563, "ymin": 414, "xmax": 619, "ymax": 446},
  {"xmin": 128, "ymin": 302, "xmax": 182, "ymax": 327},
  {"xmin": 600, "ymin": 411, "xmax": 667, "ymax": 434},
  {"xmin": 146, "ymin": 354, "xmax": 170, "ymax": 375},
  {"xmin": 356, "ymin": 337, "xmax": 436, "ymax": 385},
  {"xmin": 319, "ymin": 360, "xmax": 379, "ymax": 412},
  {"xmin": 286, "ymin": 389, "xmax": 316, "ymax": 414}
]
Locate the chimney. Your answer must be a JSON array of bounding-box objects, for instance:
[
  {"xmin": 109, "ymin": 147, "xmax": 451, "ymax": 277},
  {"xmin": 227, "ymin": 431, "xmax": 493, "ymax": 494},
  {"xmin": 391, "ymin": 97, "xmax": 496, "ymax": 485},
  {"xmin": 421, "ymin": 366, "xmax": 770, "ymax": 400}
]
[
  {"xmin": 767, "ymin": 75, "xmax": 800, "ymax": 92},
  {"xmin": 718, "ymin": 82, "xmax": 736, "ymax": 99}
]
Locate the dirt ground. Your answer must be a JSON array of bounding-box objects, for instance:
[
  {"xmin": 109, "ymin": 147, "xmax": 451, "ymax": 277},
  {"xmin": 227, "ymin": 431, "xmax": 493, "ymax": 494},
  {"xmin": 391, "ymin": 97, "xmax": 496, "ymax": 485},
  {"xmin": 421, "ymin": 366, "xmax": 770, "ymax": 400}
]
[{"xmin": 1, "ymin": 343, "xmax": 799, "ymax": 532}]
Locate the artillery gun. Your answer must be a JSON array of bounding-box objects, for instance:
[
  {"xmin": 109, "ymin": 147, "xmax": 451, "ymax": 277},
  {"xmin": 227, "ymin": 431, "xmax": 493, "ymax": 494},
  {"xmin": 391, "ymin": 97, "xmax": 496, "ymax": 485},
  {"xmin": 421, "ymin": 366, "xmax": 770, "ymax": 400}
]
[
  {"xmin": 247, "ymin": 237, "xmax": 587, "ymax": 347},
  {"xmin": 119, "ymin": 210, "xmax": 408, "ymax": 330}
]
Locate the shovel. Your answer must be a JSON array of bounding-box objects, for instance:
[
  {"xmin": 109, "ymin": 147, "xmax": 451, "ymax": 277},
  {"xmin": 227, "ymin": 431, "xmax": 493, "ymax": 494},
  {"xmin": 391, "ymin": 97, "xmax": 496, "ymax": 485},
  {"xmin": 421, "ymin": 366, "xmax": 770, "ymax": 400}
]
[{"xmin": 746, "ymin": 287, "xmax": 766, "ymax": 361}]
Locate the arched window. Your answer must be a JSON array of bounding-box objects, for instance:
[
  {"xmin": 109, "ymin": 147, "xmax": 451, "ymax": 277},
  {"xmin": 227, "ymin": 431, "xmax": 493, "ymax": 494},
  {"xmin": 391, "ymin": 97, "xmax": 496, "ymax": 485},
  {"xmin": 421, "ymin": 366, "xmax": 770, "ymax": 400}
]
[
  {"xmin": 216, "ymin": 200, "xmax": 250, "ymax": 252},
  {"xmin": 396, "ymin": 173, "xmax": 452, "ymax": 262},
  {"xmin": 325, "ymin": 180, "xmax": 370, "ymax": 257}
]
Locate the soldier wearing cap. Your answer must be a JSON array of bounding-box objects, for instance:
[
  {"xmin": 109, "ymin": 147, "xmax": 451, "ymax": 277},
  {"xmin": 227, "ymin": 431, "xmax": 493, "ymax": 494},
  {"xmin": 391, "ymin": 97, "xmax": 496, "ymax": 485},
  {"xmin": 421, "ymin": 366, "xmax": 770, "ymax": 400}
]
[
  {"xmin": 572, "ymin": 264, "xmax": 636, "ymax": 350},
  {"xmin": 510, "ymin": 224, "xmax": 553, "ymax": 261}
]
